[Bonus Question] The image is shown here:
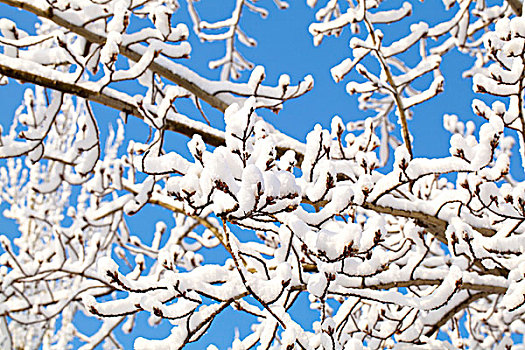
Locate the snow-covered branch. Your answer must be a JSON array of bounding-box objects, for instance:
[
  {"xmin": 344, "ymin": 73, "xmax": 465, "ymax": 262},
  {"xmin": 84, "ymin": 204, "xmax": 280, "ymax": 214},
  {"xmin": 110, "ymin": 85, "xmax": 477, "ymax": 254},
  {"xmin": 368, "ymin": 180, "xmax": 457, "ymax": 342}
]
[{"xmin": 2, "ymin": 0, "xmax": 525, "ymax": 349}]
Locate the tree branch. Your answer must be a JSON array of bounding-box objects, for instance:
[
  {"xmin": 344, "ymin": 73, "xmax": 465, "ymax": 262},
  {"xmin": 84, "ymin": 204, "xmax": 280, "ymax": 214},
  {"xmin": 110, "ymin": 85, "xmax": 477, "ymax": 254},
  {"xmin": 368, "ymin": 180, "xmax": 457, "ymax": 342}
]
[
  {"xmin": 1, "ymin": 52, "xmax": 499, "ymax": 270},
  {"xmin": 0, "ymin": 0, "xmax": 231, "ymax": 112},
  {"xmin": 507, "ymin": 0, "xmax": 522, "ymax": 16},
  {"xmin": 424, "ymin": 292, "xmax": 490, "ymax": 337},
  {"xmin": 0, "ymin": 54, "xmax": 226, "ymax": 147}
]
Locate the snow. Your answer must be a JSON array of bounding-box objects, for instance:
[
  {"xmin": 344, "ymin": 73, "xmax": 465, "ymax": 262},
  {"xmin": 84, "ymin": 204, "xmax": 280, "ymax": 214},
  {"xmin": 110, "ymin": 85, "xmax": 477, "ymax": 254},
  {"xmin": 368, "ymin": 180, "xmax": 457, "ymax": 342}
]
[{"xmin": 2, "ymin": 1, "xmax": 525, "ymax": 349}]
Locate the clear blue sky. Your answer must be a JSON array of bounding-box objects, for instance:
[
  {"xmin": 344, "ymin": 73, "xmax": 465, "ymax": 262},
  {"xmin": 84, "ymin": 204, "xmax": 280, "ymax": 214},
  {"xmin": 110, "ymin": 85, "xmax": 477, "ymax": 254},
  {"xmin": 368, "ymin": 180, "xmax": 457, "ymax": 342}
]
[{"xmin": 0, "ymin": 1, "xmax": 521, "ymax": 348}]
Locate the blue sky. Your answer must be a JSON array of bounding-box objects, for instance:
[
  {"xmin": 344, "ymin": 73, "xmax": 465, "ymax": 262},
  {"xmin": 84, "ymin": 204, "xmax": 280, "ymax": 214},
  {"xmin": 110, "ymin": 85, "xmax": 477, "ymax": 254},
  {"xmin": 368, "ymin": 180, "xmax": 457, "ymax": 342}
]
[{"xmin": 0, "ymin": 0, "xmax": 522, "ymax": 348}]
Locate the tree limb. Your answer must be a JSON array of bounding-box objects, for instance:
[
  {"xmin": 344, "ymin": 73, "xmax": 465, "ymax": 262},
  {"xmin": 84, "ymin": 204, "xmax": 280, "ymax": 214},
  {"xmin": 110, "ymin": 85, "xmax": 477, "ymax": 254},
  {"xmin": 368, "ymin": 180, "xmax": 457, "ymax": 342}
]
[
  {"xmin": 0, "ymin": 0, "xmax": 231, "ymax": 112},
  {"xmin": 0, "ymin": 54, "xmax": 226, "ymax": 147},
  {"xmin": 424, "ymin": 292, "xmax": 490, "ymax": 337},
  {"xmin": 507, "ymin": 0, "xmax": 523, "ymax": 16},
  {"xmin": 0, "ymin": 54, "xmax": 502, "ymax": 275}
]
